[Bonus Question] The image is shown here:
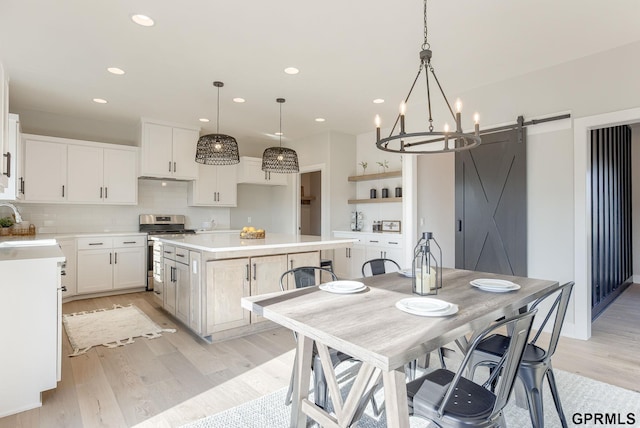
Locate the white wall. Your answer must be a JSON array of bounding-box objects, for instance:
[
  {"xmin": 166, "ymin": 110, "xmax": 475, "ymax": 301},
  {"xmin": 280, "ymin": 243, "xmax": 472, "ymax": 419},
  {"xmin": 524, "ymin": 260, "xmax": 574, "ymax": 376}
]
[{"xmin": 14, "ymin": 179, "xmax": 231, "ymax": 233}]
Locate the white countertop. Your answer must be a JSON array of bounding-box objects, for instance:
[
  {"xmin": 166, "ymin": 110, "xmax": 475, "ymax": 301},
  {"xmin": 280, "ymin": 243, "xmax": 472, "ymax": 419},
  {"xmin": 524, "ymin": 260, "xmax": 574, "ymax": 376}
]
[
  {"xmin": 150, "ymin": 232, "xmax": 357, "ymax": 255},
  {"xmin": 0, "ymin": 240, "xmax": 65, "ymax": 262}
]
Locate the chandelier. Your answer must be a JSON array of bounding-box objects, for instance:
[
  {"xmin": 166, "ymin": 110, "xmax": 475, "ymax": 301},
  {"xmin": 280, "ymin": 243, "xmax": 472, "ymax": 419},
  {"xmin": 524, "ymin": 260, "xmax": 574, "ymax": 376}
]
[
  {"xmin": 375, "ymin": 0, "xmax": 481, "ymax": 154},
  {"xmin": 262, "ymin": 98, "xmax": 299, "ymax": 173},
  {"xmin": 195, "ymin": 81, "xmax": 240, "ymax": 165}
]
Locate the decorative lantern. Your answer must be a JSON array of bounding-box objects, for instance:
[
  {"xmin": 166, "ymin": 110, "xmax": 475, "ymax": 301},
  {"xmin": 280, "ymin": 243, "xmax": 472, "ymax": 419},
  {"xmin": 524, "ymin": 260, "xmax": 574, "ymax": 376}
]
[{"xmin": 412, "ymin": 232, "xmax": 442, "ymax": 295}]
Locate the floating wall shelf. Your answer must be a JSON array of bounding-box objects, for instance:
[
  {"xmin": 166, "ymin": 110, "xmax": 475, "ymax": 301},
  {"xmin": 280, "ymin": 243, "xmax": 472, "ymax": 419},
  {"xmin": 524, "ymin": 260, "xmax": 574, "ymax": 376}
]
[
  {"xmin": 348, "ymin": 197, "xmax": 403, "ymax": 204},
  {"xmin": 348, "ymin": 170, "xmax": 402, "ymax": 182}
]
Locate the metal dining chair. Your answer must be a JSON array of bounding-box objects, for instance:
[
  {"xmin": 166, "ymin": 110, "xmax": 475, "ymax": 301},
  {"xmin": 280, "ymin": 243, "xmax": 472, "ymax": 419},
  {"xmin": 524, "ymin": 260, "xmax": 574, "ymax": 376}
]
[
  {"xmin": 279, "ymin": 266, "xmax": 355, "ymax": 409},
  {"xmin": 361, "ymin": 257, "xmax": 401, "ymax": 277},
  {"xmin": 467, "ymin": 281, "xmax": 574, "ymax": 428},
  {"xmin": 406, "ymin": 310, "xmax": 537, "ymax": 428}
]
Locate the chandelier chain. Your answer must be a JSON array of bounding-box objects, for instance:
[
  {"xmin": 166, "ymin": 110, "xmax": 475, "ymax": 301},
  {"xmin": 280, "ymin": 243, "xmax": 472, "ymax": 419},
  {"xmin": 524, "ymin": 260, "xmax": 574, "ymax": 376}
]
[{"xmin": 422, "ymin": 0, "xmax": 430, "ymax": 50}]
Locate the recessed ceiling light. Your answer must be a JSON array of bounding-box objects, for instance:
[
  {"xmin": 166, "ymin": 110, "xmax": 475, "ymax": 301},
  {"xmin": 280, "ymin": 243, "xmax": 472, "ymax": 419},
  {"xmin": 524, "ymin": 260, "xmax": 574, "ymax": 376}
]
[
  {"xmin": 107, "ymin": 67, "xmax": 125, "ymax": 75},
  {"xmin": 93, "ymin": 98, "xmax": 108, "ymax": 104},
  {"xmin": 284, "ymin": 67, "xmax": 299, "ymax": 75},
  {"xmin": 131, "ymin": 14, "xmax": 154, "ymax": 27},
  {"xmin": 315, "ymin": 118, "xmax": 326, "ymax": 122},
  {"xmin": 373, "ymin": 99, "xmax": 385, "ymax": 104},
  {"xmin": 199, "ymin": 118, "xmax": 210, "ymax": 123},
  {"xmin": 275, "ymin": 132, "xmax": 284, "ymax": 136},
  {"xmin": 233, "ymin": 98, "xmax": 246, "ymax": 103}
]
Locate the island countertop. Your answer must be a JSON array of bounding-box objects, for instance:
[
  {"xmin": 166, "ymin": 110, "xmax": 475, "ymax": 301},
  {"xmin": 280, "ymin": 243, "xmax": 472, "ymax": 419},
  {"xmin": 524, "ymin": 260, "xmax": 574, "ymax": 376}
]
[{"xmin": 150, "ymin": 232, "xmax": 357, "ymax": 259}]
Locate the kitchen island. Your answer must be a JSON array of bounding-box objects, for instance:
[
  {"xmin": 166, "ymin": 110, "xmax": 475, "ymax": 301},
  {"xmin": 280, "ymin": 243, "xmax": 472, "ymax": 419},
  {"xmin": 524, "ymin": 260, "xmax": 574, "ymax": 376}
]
[
  {"xmin": 0, "ymin": 240, "xmax": 65, "ymax": 417},
  {"xmin": 150, "ymin": 233, "xmax": 357, "ymax": 342}
]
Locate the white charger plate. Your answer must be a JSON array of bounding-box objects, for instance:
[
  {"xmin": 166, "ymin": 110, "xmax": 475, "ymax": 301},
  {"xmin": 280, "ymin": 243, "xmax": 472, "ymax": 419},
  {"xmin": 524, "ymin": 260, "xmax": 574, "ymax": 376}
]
[
  {"xmin": 398, "ymin": 269, "xmax": 415, "ymax": 278},
  {"xmin": 470, "ymin": 278, "xmax": 520, "ymax": 292},
  {"xmin": 319, "ymin": 280, "xmax": 367, "ymax": 294},
  {"xmin": 395, "ymin": 297, "xmax": 458, "ymax": 317}
]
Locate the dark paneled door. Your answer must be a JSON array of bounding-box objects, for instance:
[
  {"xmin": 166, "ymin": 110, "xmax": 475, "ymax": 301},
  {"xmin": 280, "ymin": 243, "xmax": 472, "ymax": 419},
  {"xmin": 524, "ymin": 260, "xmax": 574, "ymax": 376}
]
[
  {"xmin": 455, "ymin": 129, "xmax": 527, "ymax": 276},
  {"xmin": 591, "ymin": 125, "xmax": 632, "ymax": 319}
]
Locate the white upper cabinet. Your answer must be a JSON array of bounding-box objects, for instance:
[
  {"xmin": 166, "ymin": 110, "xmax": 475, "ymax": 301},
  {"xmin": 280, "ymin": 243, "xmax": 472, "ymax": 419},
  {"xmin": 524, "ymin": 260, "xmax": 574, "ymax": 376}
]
[
  {"xmin": 188, "ymin": 163, "xmax": 237, "ymax": 207},
  {"xmin": 0, "ymin": 114, "xmax": 24, "ymax": 201},
  {"xmin": 23, "ymin": 134, "xmax": 138, "ymax": 204},
  {"xmin": 139, "ymin": 120, "xmax": 199, "ymax": 180},
  {"xmin": 24, "ymin": 138, "xmax": 68, "ymax": 202},
  {"xmin": 67, "ymin": 145, "xmax": 137, "ymax": 204},
  {"xmin": 237, "ymin": 156, "xmax": 287, "ymax": 186},
  {"xmin": 0, "ymin": 62, "xmax": 9, "ymax": 190}
]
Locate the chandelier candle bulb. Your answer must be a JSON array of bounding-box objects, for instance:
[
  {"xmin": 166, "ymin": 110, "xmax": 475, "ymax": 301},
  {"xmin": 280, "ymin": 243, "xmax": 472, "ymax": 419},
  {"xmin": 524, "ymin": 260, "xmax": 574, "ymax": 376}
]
[
  {"xmin": 474, "ymin": 113, "xmax": 480, "ymax": 136},
  {"xmin": 375, "ymin": 115, "xmax": 381, "ymax": 141},
  {"xmin": 400, "ymin": 102, "xmax": 406, "ymax": 134},
  {"xmin": 443, "ymin": 123, "xmax": 450, "ymax": 149}
]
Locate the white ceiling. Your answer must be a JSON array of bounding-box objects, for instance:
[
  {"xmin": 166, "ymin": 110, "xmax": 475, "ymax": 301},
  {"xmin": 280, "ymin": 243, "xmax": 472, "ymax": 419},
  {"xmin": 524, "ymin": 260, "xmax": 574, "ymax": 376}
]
[{"xmin": 2, "ymin": 0, "xmax": 640, "ymax": 147}]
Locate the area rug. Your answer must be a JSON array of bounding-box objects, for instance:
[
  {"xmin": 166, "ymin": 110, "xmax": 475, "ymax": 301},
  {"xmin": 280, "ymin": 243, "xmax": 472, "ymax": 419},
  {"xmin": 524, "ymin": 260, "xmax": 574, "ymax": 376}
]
[
  {"xmin": 62, "ymin": 303, "xmax": 175, "ymax": 356},
  {"xmin": 180, "ymin": 363, "xmax": 640, "ymax": 428}
]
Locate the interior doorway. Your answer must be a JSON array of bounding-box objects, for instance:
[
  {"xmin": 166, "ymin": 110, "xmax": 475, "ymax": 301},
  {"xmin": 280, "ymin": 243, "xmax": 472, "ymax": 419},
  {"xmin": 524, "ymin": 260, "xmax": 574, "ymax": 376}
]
[{"xmin": 300, "ymin": 170, "xmax": 322, "ymax": 236}]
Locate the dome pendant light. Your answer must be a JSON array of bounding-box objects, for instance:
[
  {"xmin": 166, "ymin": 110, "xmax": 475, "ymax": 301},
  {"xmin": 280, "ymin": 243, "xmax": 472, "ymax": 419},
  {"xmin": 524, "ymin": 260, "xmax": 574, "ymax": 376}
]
[
  {"xmin": 375, "ymin": 0, "xmax": 481, "ymax": 154},
  {"xmin": 262, "ymin": 98, "xmax": 299, "ymax": 173},
  {"xmin": 195, "ymin": 81, "xmax": 240, "ymax": 165}
]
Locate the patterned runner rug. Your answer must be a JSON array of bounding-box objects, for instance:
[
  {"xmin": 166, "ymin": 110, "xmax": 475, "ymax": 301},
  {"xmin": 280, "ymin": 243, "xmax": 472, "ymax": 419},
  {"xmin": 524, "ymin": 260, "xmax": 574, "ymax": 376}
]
[{"xmin": 62, "ymin": 303, "xmax": 175, "ymax": 356}]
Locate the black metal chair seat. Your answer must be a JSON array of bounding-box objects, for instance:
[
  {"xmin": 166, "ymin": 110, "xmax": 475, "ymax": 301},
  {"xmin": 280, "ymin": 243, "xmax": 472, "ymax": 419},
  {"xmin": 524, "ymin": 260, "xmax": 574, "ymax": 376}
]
[{"xmin": 476, "ymin": 334, "xmax": 547, "ymax": 363}]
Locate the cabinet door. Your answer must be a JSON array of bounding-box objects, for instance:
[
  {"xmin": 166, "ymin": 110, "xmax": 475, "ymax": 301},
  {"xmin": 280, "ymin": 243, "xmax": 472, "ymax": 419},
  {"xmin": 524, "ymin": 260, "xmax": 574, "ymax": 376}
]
[
  {"xmin": 113, "ymin": 246, "xmax": 146, "ymax": 289},
  {"xmin": 189, "ymin": 251, "xmax": 202, "ymax": 334},
  {"xmin": 250, "ymin": 254, "xmax": 288, "ymax": 323},
  {"xmin": 67, "ymin": 145, "xmax": 103, "ymax": 203},
  {"xmin": 0, "ymin": 65, "xmax": 8, "ymax": 190},
  {"xmin": 77, "ymin": 249, "xmax": 113, "ymax": 294},
  {"xmin": 215, "ymin": 164, "xmax": 237, "ymax": 206},
  {"xmin": 171, "ymin": 127, "xmax": 198, "ymax": 180},
  {"xmin": 141, "ymin": 123, "xmax": 173, "ymax": 177},
  {"xmin": 163, "ymin": 259, "xmax": 177, "ymax": 315},
  {"xmin": 286, "ymin": 251, "xmax": 321, "ymax": 288},
  {"xmin": 333, "ymin": 247, "xmax": 351, "ymax": 279},
  {"xmin": 103, "ymin": 148, "xmax": 137, "ymax": 204},
  {"xmin": 24, "ymin": 139, "xmax": 67, "ymax": 202},
  {"xmin": 237, "ymin": 157, "xmax": 264, "ymax": 184},
  {"xmin": 0, "ymin": 114, "xmax": 20, "ymax": 201},
  {"xmin": 188, "ymin": 163, "xmax": 218, "ymax": 206},
  {"xmin": 205, "ymin": 258, "xmax": 250, "ymax": 334},
  {"xmin": 175, "ymin": 261, "xmax": 190, "ymax": 324},
  {"xmin": 349, "ymin": 246, "xmax": 367, "ymax": 278}
]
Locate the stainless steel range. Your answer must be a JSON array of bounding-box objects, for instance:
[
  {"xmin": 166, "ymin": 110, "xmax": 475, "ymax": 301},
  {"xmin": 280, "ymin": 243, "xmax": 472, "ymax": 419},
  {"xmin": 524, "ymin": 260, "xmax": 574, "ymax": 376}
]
[{"xmin": 139, "ymin": 214, "xmax": 196, "ymax": 291}]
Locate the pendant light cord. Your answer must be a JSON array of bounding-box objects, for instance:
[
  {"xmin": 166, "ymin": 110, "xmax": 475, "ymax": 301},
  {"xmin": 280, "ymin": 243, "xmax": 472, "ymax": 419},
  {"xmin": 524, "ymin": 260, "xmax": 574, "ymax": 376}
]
[{"xmin": 216, "ymin": 85, "xmax": 220, "ymax": 135}]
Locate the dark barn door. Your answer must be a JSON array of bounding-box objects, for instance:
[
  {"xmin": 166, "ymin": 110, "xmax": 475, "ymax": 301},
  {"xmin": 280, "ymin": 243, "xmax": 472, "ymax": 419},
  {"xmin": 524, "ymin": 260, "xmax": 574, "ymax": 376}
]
[
  {"xmin": 591, "ymin": 125, "xmax": 632, "ymax": 319},
  {"xmin": 455, "ymin": 129, "xmax": 527, "ymax": 276}
]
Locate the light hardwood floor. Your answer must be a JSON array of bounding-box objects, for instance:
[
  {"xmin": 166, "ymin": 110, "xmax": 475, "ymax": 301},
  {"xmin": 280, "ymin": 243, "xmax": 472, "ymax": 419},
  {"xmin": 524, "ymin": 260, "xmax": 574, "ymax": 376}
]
[{"xmin": 1, "ymin": 284, "xmax": 638, "ymax": 428}]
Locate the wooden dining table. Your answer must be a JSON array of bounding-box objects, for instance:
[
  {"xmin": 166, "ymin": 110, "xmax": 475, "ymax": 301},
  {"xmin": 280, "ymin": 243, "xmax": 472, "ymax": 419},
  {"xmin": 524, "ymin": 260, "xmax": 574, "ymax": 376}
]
[{"xmin": 240, "ymin": 268, "xmax": 559, "ymax": 428}]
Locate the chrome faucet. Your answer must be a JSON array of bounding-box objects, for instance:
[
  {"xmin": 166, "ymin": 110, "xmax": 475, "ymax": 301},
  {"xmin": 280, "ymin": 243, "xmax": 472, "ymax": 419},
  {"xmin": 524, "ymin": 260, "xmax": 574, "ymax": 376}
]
[{"xmin": 0, "ymin": 203, "xmax": 23, "ymax": 223}]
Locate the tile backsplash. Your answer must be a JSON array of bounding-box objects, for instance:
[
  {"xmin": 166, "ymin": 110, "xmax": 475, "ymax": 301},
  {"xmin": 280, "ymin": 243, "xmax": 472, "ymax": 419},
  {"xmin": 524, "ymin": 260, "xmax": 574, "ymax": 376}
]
[{"xmin": 13, "ymin": 179, "xmax": 231, "ymax": 234}]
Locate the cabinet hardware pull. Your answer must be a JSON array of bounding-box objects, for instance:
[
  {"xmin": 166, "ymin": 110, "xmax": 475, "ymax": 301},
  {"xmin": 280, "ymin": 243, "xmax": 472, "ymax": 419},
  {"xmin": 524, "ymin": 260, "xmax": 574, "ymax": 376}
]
[
  {"xmin": 100, "ymin": 187, "xmax": 103, "ymax": 198},
  {"xmin": 290, "ymin": 260, "xmax": 293, "ymax": 269},
  {"xmin": 389, "ymin": 241, "xmax": 398, "ymax": 244},
  {"xmin": 164, "ymin": 250, "xmax": 172, "ymax": 254},
  {"xmin": 245, "ymin": 264, "xmax": 250, "ymax": 281},
  {"xmin": 60, "ymin": 285, "xmax": 67, "ymax": 292},
  {"xmin": 62, "ymin": 185, "xmax": 65, "ymax": 197},
  {"xmin": 176, "ymin": 253, "xmax": 185, "ymax": 258},
  {"xmin": 114, "ymin": 252, "xmax": 118, "ymax": 264},
  {"xmin": 253, "ymin": 263, "xmax": 257, "ymax": 280},
  {"xmin": 169, "ymin": 161, "xmax": 172, "ymax": 172},
  {"xmin": 174, "ymin": 162, "xmax": 176, "ymax": 172},
  {"xmin": 19, "ymin": 177, "xmax": 24, "ymax": 194},
  {"xmin": 109, "ymin": 253, "xmax": 112, "ymax": 264},
  {"xmin": 105, "ymin": 187, "xmax": 108, "ymax": 199},
  {"xmin": 3, "ymin": 152, "xmax": 11, "ymax": 177},
  {"xmin": 457, "ymin": 219, "xmax": 463, "ymax": 232},
  {"xmin": 89, "ymin": 242, "xmax": 103, "ymax": 246},
  {"xmin": 370, "ymin": 240, "xmax": 379, "ymax": 243},
  {"xmin": 123, "ymin": 241, "xmax": 136, "ymax": 244}
]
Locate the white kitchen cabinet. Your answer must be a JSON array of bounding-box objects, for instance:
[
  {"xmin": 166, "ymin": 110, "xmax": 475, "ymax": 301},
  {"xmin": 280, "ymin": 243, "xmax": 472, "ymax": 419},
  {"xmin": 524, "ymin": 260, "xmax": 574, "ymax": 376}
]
[
  {"xmin": 76, "ymin": 235, "xmax": 146, "ymax": 294},
  {"xmin": 333, "ymin": 245, "xmax": 367, "ymax": 279},
  {"xmin": 0, "ymin": 114, "xmax": 23, "ymax": 201},
  {"xmin": 333, "ymin": 232, "xmax": 405, "ymax": 279},
  {"xmin": 0, "ymin": 62, "xmax": 8, "ymax": 190},
  {"xmin": 237, "ymin": 156, "xmax": 287, "ymax": 186},
  {"xmin": 139, "ymin": 120, "xmax": 199, "ymax": 180},
  {"xmin": 24, "ymin": 138, "xmax": 67, "ymax": 202},
  {"xmin": 188, "ymin": 163, "xmax": 237, "ymax": 207},
  {"xmin": 67, "ymin": 145, "xmax": 137, "ymax": 204},
  {"xmin": 57, "ymin": 238, "xmax": 77, "ymax": 298},
  {"xmin": 249, "ymin": 254, "xmax": 288, "ymax": 323}
]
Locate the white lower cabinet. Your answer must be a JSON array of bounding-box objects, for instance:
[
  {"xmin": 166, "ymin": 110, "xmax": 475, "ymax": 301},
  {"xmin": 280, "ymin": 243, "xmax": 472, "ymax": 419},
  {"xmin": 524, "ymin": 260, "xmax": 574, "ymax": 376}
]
[
  {"xmin": 333, "ymin": 232, "xmax": 405, "ymax": 279},
  {"xmin": 76, "ymin": 235, "xmax": 146, "ymax": 294},
  {"xmin": 333, "ymin": 245, "xmax": 366, "ymax": 279}
]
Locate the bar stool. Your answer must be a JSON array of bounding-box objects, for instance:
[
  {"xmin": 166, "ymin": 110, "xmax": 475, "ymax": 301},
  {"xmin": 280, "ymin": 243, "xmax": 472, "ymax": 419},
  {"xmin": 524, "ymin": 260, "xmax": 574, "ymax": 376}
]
[{"xmin": 320, "ymin": 258, "xmax": 333, "ymax": 272}]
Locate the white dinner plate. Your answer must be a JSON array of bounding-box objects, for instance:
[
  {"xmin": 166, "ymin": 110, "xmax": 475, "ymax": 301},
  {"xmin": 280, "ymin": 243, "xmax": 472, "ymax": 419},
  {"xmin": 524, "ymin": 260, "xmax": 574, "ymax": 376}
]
[
  {"xmin": 319, "ymin": 280, "xmax": 367, "ymax": 294},
  {"xmin": 395, "ymin": 297, "xmax": 458, "ymax": 317},
  {"xmin": 470, "ymin": 278, "xmax": 520, "ymax": 292}
]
